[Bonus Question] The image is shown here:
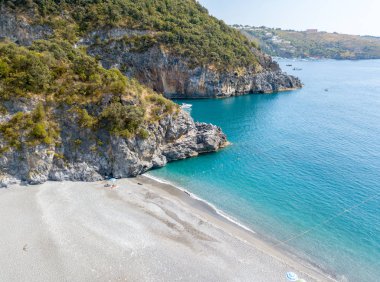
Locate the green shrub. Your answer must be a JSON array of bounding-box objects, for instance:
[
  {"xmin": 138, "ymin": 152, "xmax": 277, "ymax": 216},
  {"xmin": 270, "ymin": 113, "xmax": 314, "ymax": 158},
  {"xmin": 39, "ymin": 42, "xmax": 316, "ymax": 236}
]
[
  {"xmin": 54, "ymin": 152, "xmax": 65, "ymax": 160},
  {"xmin": 100, "ymin": 101, "xmax": 145, "ymax": 137},
  {"xmin": 0, "ymin": 105, "xmax": 58, "ymax": 149},
  {"xmin": 76, "ymin": 108, "xmax": 97, "ymax": 128},
  {"xmin": 30, "ymin": 122, "xmax": 48, "ymax": 139},
  {"xmin": 0, "ymin": 59, "xmax": 11, "ymax": 78},
  {"xmin": 146, "ymin": 93, "xmax": 177, "ymax": 113},
  {"xmin": 33, "ymin": 104, "xmax": 46, "ymax": 121},
  {"xmin": 0, "ymin": 104, "xmax": 8, "ymax": 115},
  {"xmin": 74, "ymin": 139, "xmax": 82, "ymax": 146},
  {"xmin": 138, "ymin": 128, "xmax": 149, "ymax": 139}
]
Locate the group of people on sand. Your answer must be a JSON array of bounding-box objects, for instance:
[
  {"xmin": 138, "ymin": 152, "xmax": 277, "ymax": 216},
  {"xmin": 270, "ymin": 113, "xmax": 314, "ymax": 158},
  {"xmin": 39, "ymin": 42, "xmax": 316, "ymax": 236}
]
[
  {"xmin": 104, "ymin": 178, "xmax": 118, "ymax": 189},
  {"xmin": 103, "ymin": 179, "xmax": 144, "ymax": 189}
]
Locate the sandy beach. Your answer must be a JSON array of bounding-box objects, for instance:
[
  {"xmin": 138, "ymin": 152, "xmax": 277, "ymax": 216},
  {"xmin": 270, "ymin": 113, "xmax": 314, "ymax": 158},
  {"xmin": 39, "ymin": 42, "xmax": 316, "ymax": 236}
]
[{"xmin": 0, "ymin": 176, "xmax": 334, "ymax": 282}]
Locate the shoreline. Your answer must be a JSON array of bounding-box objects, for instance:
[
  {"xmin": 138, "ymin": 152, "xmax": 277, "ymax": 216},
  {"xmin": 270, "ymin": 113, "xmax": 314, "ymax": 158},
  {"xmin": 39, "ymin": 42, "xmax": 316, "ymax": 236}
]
[
  {"xmin": 168, "ymin": 86, "xmax": 303, "ymax": 100},
  {"xmin": 142, "ymin": 173, "xmax": 256, "ymax": 234},
  {"xmin": 0, "ymin": 177, "xmax": 336, "ymax": 281},
  {"xmin": 138, "ymin": 174, "xmax": 336, "ymax": 282}
]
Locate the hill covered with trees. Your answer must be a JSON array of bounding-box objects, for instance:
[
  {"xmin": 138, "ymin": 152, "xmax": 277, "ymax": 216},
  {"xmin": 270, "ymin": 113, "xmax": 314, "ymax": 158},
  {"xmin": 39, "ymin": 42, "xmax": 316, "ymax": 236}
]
[
  {"xmin": 4, "ymin": 0, "xmax": 259, "ymax": 70},
  {"xmin": 1, "ymin": 0, "xmax": 301, "ymax": 98},
  {"xmin": 236, "ymin": 25, "xmax": 380, "ymax": 60},
  {"xmin": 0, "ymin": 37, "xmax": 228, "ymax": 186}
]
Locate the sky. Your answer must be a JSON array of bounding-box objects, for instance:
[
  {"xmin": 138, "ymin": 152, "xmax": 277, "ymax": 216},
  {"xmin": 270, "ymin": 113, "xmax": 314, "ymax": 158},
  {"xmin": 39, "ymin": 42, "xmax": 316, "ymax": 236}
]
[{"xmin": 198, "ymin": 0, "xmax": 380, "ymax": 36}]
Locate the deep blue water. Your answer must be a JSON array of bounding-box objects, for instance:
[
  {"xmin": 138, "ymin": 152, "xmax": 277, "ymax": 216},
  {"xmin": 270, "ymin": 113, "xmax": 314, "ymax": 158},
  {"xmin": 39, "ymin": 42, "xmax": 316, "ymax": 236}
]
[{"xmin": 148, "ymin": 59, "xmax": 380, "ymax": 281}]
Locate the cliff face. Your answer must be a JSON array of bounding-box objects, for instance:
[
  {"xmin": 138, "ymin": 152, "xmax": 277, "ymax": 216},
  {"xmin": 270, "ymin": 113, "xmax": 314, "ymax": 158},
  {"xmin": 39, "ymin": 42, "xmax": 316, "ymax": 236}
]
[
  {"xmin": 0, "ymin": 9, "xmax": 302, "ymax": 99},
  {"xmin": 88, "ymin": 40, "xmax": 302, "ymax": 98},
  {"xmin": 0, "ymin": 99, "xmax": 227, "ymax": 187},
  {"xmin": 0, "ymin": 6, "xmax": 52, "ymax": 45},
  {"xmin": 83, "ymin": 28, "xmax": 301, "ymax": 98}
]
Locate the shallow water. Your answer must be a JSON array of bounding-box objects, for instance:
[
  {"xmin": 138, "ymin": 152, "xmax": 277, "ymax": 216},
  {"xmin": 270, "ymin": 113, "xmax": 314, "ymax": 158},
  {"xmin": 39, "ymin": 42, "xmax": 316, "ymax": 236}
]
[{"xmin": 148, "ymin": 59, "xmax": 380, "ymax": 281}]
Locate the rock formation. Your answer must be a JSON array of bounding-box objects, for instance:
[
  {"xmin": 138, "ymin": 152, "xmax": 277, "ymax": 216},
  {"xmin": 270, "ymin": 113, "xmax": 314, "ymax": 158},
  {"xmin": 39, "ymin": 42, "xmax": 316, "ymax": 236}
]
[
  {"xmin": 86, "ymin": 34, "xmax": 302, "ymax": 98},
  {"xmin": 0, "ymin": 100, "xmax": 227, "ymax": 187}
]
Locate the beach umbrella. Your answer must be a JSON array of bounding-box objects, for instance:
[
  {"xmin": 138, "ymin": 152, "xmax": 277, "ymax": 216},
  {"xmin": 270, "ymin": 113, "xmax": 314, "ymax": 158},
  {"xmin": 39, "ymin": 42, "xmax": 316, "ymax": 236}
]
[{"xmin": 286, "ymin": 272, "xmax": 299, "ymax": 281}]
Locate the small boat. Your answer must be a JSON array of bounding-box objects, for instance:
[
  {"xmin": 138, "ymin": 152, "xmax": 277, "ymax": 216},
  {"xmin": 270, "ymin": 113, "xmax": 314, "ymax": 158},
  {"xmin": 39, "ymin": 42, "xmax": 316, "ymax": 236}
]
[
  {"xmin": 293, "ymin": 67, "xmax": 302, "ymax": 71},
  {"xmin": 324, "ymin": 88, "xmax": 329, "ymax": 92},
  {"xmin": 286, "ymin": 64, "xmax": 293, "ymax": 67},
  {"xmin": 181, "ymin": 103, "xmax": 192, "ymax": 109}
]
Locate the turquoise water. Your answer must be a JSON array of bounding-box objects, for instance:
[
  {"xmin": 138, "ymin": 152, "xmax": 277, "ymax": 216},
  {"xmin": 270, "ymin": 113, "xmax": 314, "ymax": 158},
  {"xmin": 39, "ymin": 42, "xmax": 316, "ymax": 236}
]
[{"xmin": 148, "ymin": 59, "xmax": 380, "ymax": 281}]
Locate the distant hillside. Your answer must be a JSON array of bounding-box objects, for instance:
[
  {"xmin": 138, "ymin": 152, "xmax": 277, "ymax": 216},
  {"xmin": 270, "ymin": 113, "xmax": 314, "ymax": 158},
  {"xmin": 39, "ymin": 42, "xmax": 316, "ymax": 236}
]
[{"xmin": 235, "ymin": 25, "xmax": 380, "ymax": 60}]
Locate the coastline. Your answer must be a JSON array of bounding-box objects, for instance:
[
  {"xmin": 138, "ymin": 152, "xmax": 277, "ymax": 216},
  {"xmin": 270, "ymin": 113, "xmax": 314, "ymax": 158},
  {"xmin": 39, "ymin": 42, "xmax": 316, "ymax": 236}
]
[
  {"xmin": 140, "ymin": 174, "xmax": 336, "ymax": 281},
  {"xmin": 142, "ymin": 173, "xmax": 255, "ymax": 234},
  {"xmin": 0, "ymin": 177, "xmax": 335, "ymax": 281}
]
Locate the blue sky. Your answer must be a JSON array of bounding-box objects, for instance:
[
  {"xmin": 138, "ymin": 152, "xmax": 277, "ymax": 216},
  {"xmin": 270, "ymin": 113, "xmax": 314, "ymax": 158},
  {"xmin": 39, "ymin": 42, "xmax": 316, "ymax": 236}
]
[{"xmin": 198, "ymin": 0, "xmax": 380, "ymax": 36}]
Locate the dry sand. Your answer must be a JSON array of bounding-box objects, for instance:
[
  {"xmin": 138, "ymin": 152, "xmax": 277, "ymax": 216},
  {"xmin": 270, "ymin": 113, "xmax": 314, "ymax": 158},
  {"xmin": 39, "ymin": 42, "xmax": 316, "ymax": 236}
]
[{"xmin": 0, "ymin": 176, "xmax": 335, "ymax": 282}]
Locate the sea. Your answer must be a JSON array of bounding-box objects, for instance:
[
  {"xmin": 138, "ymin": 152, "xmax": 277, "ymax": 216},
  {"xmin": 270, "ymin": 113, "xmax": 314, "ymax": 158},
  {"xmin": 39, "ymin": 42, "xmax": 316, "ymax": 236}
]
[{"xmin": 147, "ymin": 59, "xmax": 380, "ymax": 281}]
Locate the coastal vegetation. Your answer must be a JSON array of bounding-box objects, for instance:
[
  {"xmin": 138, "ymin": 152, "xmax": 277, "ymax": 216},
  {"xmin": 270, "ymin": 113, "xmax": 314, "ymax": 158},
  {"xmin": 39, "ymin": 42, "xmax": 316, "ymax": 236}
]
[
  {"xmin": 236, "ymin": 25, "xmax": 380, "ymax": 60},
  {"xmin": 0, "ymin": 40, "xmax": 178, "ymax": 151},
  {"xmin": 1, "ymin": 0, "xmax": 302, "ymax": 99},
  {"xmin": 0, "ymin": 103, "xmax": 59, "ymax": 150},
  {"xmin": 4, "ymin": 0, "xmax": 259, "ymax": 70}
]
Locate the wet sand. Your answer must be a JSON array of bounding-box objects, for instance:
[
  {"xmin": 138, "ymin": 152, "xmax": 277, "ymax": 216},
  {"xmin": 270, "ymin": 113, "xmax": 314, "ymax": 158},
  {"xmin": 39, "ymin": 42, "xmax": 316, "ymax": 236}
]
[{"xmin": 0, "ymin": 176, "xmax": 335, "ymax": 281}]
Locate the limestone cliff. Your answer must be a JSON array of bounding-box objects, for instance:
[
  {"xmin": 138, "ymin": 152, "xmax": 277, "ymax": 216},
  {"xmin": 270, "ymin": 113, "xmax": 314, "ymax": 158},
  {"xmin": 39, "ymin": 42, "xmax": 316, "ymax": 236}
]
[
  {"xmin": 0, "ymin": 99, "xmax": 227, "ymax": 187},
  {"xmin": 85, "ymin": 31, "xmax": 302, "ymax": 98}
]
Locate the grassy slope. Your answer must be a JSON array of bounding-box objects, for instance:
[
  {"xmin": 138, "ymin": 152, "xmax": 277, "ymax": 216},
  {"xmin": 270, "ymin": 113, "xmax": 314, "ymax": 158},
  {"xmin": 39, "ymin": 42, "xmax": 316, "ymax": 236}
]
[
  {"xmin": 0, "ymin": 39, "xmax": 177, "ymax": 153},
  {"xmin": 5, "ymin": 0, "xmax": 260, "ymax": 70}
]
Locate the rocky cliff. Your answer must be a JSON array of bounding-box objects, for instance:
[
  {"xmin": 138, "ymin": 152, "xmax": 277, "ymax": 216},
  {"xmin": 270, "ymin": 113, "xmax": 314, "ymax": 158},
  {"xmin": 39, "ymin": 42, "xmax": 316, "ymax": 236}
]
[
  {"xmin": 87, "ymin": 36, "xmax": 302, "ymax": 98},
  {"xmin": 0, "ymin": 4, "xmax": 302, "ymax": 99},
  {"xmin": 0, "ymin": 5, "xmax": 52, "ymax": 45},
  {"xmin": 0, "ymin": 99, "xmax": 227, "ymax": 187},
  {"xmin": 0, "ymin": 30, "xmax": 228, "ymax": 187}
]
